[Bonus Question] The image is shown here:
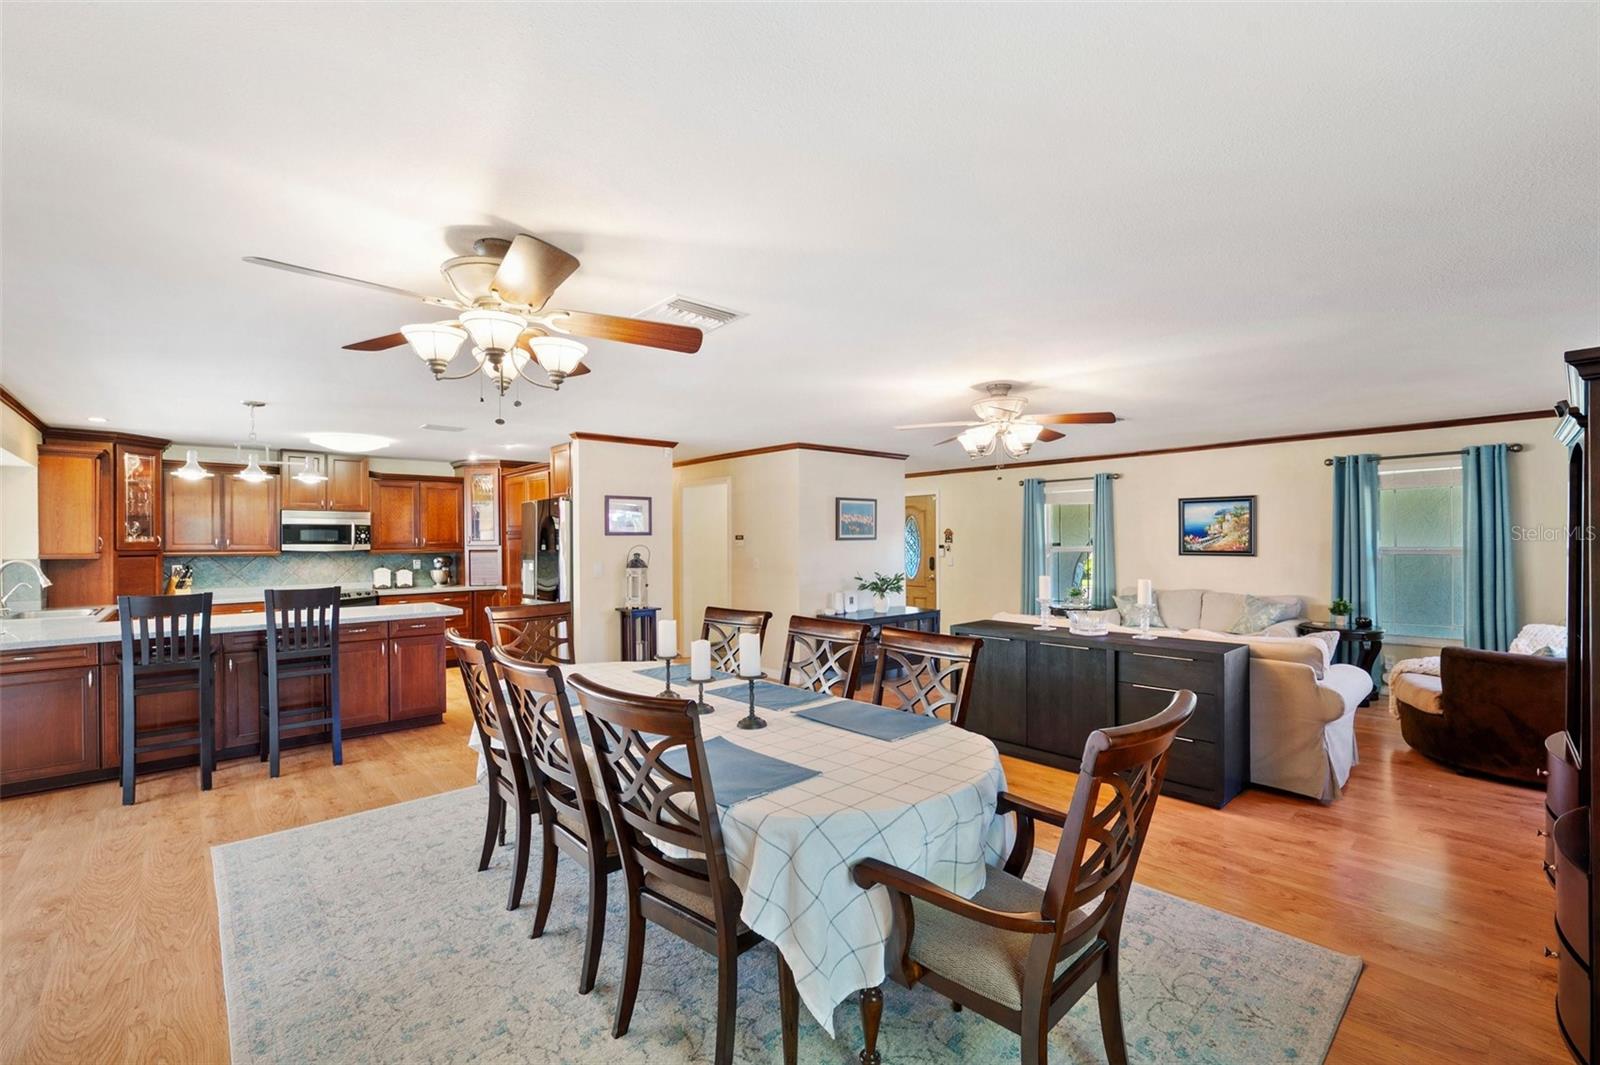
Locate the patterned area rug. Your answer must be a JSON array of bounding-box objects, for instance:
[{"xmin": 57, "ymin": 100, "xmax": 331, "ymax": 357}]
[{"xmin": 214, "ymin": 788, "xmax": 1360, "ymax": 1064}]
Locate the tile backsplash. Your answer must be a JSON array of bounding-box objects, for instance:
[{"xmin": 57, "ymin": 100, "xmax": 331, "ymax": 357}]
[{"xmin": 164, "ymin": 553, "xmax": 462, "ymax": 590}]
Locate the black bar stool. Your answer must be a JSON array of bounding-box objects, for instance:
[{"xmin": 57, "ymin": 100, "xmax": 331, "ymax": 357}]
[
  {"xmin": 259, "ymin": 587, "xmax": 342, "ymax": 778},
  {"xmin": 117, "ymin": 592, "xmax": 215, "ymax": 806}
]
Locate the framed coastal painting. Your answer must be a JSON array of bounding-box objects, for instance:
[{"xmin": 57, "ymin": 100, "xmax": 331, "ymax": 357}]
[
  {"xmin": 835, "ymin": 497, "xmax": 877, "ymax": 540},
  {"xmin": 605, "ymin": 495, "xmax": 653, "ymax": 536},
  {"xmin": 1178, "ymin": 496, "xmax": 1257, "ymax": 556}
]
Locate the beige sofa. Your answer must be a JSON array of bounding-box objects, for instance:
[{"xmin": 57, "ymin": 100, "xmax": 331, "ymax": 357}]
[{"xmin": 1074, "ymin": 588, "xmax": 1373, "ymax": 802}]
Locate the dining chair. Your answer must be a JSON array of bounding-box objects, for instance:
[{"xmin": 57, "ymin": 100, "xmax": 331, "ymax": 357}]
[
  {"xmin": 780, "ymin": 615, "xmax": 869, "ymax": 698},
  {"xmin": 870, "ymin": 627, "xmax": 983, "ymax": 728},
  {"xmin": 565, "ymin": 673, "xmax": 799, "ymax": 1065},
  {"xmin": 701, "ymin": 607, "xmax": 773, "ymax": 673},
  {"xmin": 115, "ymin": 592, "xmax": 215, "ymax": 805},
  {"xmin": 485, "ymin": 602, "xmax": 575, "ymax": 664},
  {"xmin": 259, "ymin": 586, "xmax": 341, "ymax": 779},
  {"xmin": 493, "ymin": 647, "xmax": 622, "ymax": 995},
  {"xmin": 851, "ymin": 690, "xmax": 1198, "ymax": 1065},
  {"xmin": 449, "ymin": 630, "xmax": 536, "ymax": 912}
]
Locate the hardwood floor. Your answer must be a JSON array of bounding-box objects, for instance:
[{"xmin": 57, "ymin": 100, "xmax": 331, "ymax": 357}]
[{"xmin": 0, "ymin": 678, "xmax": 1566, "ymax": 1064}]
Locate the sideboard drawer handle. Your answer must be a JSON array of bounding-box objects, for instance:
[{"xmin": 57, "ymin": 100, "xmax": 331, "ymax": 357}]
[
  {"xmin": 1133, "ymin": 652, "xmax": 1194, "ymax": 663},
  {"xmin": 1172, "ymin": 735, "xmax": 1195, "ymax": 744},
  {"xmin": 9, "ymin": 655, "xmax": 36, "ymax": 662},
  {"xmin": 1131, "ymin": 682, "xmax": 1179, "ymax": 694},
  {"xmin": 1042, "ymin": 643, "xmax": 1087, "ymax": 651},
  {"xmin": 981, "ymin": 635, "xmax": 1011, "ymax": 642},
  {"xmin": 346, "ymin": 627, "xmax": 369, "ymax": 634}
]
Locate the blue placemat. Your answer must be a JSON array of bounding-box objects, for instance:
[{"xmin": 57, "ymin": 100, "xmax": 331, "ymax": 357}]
[
  {"xmin": 633, "ymin": 664, "xmax": 737, "ymax": 685},
  {"xmin": 723, "ymin": 679, "xmax": 828, "ymax": 711},
  {"xmin": 794, "ymin": 699, "xmax": 947, "ymax": 741},
  {"xmin": 661, "ymin": 736, "xmax": 820, "ymax": 806}
]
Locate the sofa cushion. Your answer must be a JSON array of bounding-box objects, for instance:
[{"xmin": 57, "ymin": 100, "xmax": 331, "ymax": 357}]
[
  {"xmin": 1154, "ymin": 589, "xmax": 1204, "ymax": 630},
  {"xmin": 1229, "ymin": 595, "xmax": 1304, "ymax": 634},
  {"xmin": 1199, "ymin": 592, "xmax": 1248, "ymax": 633},
  {"xmin": 1113, "ymin": 594, "xmax": 1165, "ymax": 627},
  {"xmin": 1392, "ymin": 672, "xmax": 1444, "ymax": 715}
]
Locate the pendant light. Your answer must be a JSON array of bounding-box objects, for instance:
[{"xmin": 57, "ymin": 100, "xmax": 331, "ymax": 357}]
[
  {"xmin": 292, "ymin": 456, "xmax": 328, "ymax": 486},
  {"xmin": 172, "ymin": 449, "xmax": 213, "ymax": 481},
  {"xmin": 234, "ymin": 400, "xmax": 273, "ymax": 483}
]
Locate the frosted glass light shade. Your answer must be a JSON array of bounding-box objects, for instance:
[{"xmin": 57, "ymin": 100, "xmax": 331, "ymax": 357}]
[
  {"xmin": 474, "ymin": 347, "xmax": 530, "ymax": 391},
  {"xmin": 527, "ymin": 336, "xmax": 587, "ymax": 378},
  {"xmin": 458, "ymin": 309, "xmax": 525, "ymax": 353},
  {"xmin": 173, "ymin": 449, "xmax": 213, "ymax": 481},
  {"xmin": 1007, "ymin": 421, "xmax": 1044, "ymax": 445},
  {"xmin": 292, "ymin": 457, "xmax": 327, "ymax": 485},
  {"xmin": 957, "ymin": 424, "xmax": 998, "ymax": 457},
  {"xmin": 401, "ymin": 322, "xmax": 467, "ymax": 373},
  {"xmin": 236, "ymin": 453, "xmax": 271, "ymax": 483}
]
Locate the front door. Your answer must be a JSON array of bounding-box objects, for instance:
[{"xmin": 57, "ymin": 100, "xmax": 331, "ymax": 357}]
[{"xmin": 904, "ymin": 494, "xmax": 937, "ymax": 610}]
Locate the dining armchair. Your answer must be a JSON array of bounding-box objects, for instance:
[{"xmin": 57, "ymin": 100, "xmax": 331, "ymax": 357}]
[
  {"xmin": 485, "ymin": 602, "xmax": 575, "ymax": 665},
  {"xmin": 852, "ymin": 690, "xmax": 1197, "ymax": 1065},
  {"xmin": 780, "ymin": 615, "xmax": 869, "ymax": 698},
  {"xmin": 565, "ymin": 674, "xmax": 799, "ymax": 1065},
  {"xmin": 701, "ymin": 607, "xmax": 774, "ymax": 673},
  {"xmin": 870, "ymin": 627, "xmax": 982, "ymax": 727},
  {"xmin": 449, "ymin": 630, "xmax": 536, "ymax": 912},
  {"xmin": 493, "ymin": 648, "xmax": 622, "ymax": 995}
]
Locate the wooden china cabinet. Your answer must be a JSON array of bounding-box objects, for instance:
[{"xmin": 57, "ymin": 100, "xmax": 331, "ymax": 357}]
[{"xmin": 37, "ymin": 430, "xmax": 171, "ymax": 603}]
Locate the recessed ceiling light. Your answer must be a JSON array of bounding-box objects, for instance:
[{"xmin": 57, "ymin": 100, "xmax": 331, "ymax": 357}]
[
  {"xmin": 86, "ymin": 416, "xmax": 108, "ymax": 424},
  {"xmin": 306, "ymin": 432, "xmax": 393, "ymax": 453},
  {"xmin": 419, "ymin": 423, "xmax": 466, "ymax": 433},
  {"xmin": 501, "ymin": 443, "xmax": 529, "ymax": 450}
]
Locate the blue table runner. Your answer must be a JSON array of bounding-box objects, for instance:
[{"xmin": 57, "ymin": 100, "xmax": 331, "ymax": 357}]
[
  {"xmin": 661, "ymin": 736, "xmax": 820, "ymax": 806},
  {"xmin": 794, "ymin": 699, "xmax": 946, "ymax": 741}
]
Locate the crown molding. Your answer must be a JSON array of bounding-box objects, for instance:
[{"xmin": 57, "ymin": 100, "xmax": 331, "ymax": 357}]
[
  {"xmin": 570, "ymin": 432, "xmax": 678, "ymax": 449},
  {"xmin": 0, "ymin": 387, "xmax": 46, "ymax": 435},
  {"xmin": 674, "ymin": 442, "xmax": 910, "ymax": 469}
]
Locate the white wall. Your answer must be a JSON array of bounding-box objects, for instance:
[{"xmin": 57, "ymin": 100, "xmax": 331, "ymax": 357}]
[
  {"xmin": 571, "ymin": 437, "xmax": 676, "ymax": 661},
  {"xmin": 678, "ymin": 480, "xmax": 732, "ymax": 652},
  {"xmin": 913, "ymin": 417, "xmax": 1568, "ymax": 662},
  {"xmin": 796, "ymin": 449, "xmax": 907, "ymax": 617}
]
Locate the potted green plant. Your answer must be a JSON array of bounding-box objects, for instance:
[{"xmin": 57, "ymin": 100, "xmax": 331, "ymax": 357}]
[
  {"xmin": 856, "ymin": 571, "xmax": 906, "ymax": 613},
  {"xmin": 1329, "ymin": 597, "xmax": 1352, "ymax": 628}
]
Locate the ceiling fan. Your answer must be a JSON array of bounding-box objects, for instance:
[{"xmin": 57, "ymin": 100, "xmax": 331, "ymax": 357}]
[
  {"xmin": 896, "ymin": 382, "xmax": 1117, "ymax": 459},
  {"xmin": 244, "ymin": 233, "xmax": 703, "ymax": 423}
]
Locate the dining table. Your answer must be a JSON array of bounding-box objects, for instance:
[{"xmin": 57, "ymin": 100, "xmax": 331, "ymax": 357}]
[{"xmin": 468, "ymin": 659, "xmax": 1011, "ymax": 1033}]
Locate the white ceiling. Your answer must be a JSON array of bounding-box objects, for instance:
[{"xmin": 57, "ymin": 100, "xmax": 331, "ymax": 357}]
[{"xmin": 1, "ymin": 3, "xmax": 1595, "ymax": 472}]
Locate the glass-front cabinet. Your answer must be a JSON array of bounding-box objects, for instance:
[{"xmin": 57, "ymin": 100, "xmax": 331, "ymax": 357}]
[
  {"xmin": 115, "ymin": 443, "xmax": 163, "ymax": 552},
  {"xmin": 465, "ymin": 466, "xmax": 499, "ymax": 546}
]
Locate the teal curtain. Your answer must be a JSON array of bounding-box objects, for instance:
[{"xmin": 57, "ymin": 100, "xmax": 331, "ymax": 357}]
[
  {"xmin": 1091, "ymin": 473, "xmax": 1117, "ymax": 609},
  {"xmin": 1331, "ymin": 455, "xmax": 1380, "ymax": 677},
  {"xmin": 1463, "ymin": 444, "xmax": 1516, "ymax": 650},
  {"xmin": 1020, "ymin": 478, "xmax": 1046, "ymax": 611}
]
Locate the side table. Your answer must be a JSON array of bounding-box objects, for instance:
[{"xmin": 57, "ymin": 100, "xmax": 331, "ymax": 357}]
[
  {"xmin": 1297, "ymin": 621, "xmax": 1384, "ymax": 706},
  {"xmin": 616, "ymin": 606, "xmax": 660, "ymax": 662}
]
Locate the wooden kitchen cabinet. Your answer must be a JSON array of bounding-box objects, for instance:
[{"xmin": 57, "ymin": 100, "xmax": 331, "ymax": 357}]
[
  {"xmin": 164, "ymin": 469, "xmax": 221, "ymax": 554},
  {"xmin": 461, "ymin": 465, "xmax": 499, "ymax": 546},
  {"xmin": 372, "ymin": 480, "xmax": 421, "ymax": 551},
  {"xmin": 420, "ymin": 481, "xmax": 464, "ymax": 549},
  {"xmin": 37, "ymin": 444, "xmax": 106, "ymax": 559},
  {"xmin": 502, "ymin": 465, "xmax": 549, "ymax": 540},
  {"xmin": 338, "ymin": 622, "xmax": 391, "ymax": 728},
  {"xmin": 372, "ymin": 477, "xmax": 463, "ymax": 551},
  {"xmin": 167, "ymin": 465, "xmax": 281, "ymax": 555},
  {"xmin": 0, "ymin": 646, "xmax": 100, "ymax": 789},
  {"xmin": 224, "ymin": 476, "xmax": 280, "ymax": 553},
  {"xmin": 114, "ymin": 443, "xmax": 164, "ymax": 553},
  {"xmin": 548, "ymin": 443, "xmax": 571, "ymax": 496},
  {"xmin": 113, "ymin": 554, "xmax": 163, "ymax": 597},
  {"xmin": 390, "ymin": 618, "xmax": 448, "ymax": 719},
  {"xmin": 279, "ymin": 452, "xmax": 371, "ymax": 512},
  {"xmin": 326, "ymin": 456, "xmax": 371, "ymax": 511}
]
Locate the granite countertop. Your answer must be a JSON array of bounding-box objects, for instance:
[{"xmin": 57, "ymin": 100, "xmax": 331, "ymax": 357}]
[{"xmin": 0, "ymin": 602, "xmax": 463, "ymax": 651}]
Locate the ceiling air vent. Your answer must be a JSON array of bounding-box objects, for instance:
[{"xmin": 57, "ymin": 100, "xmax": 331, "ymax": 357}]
[
  {"xmin": 419, "ymin": 423, "xmax": 466, "ymax": 433},
  {"xmin": 637, "ymin": 295, "xmax": 745, "ymax": 332}
]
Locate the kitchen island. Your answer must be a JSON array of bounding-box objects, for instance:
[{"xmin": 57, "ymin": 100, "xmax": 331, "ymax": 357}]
[{"xmin": 0, "ymin": 601, "xmax": 461, "ymax": 796}]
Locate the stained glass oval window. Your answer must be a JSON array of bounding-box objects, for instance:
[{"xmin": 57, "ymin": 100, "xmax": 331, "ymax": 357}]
[{"xmin": 904, "ymin": 516, "xmax": 922, "ymax": 579}]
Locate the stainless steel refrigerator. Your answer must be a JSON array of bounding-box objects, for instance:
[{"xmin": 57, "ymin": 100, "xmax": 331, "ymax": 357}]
[{"xmin": 520, "ymin": 496, "xmax": 571, "ymax": 604}]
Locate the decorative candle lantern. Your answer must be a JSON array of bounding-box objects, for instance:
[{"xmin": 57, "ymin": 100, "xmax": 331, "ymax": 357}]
[{"xmin": 624, "ymin": 546, "xmax": 650, "ymax": 607}]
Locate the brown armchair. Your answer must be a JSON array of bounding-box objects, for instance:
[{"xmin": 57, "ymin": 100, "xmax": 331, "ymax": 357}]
[
  {"xmin": 1394, "ymin": 646, "xmax": 1565, "ymax": 785},
  {"xmin": 851, "ymin": 691, "xmax": 1197, "ymax": 1065}
]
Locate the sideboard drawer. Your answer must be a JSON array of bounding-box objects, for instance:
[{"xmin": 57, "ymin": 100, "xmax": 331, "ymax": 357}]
[
  {"xmin": 390, "ymin": 617, "xmax": 446, "ymax": 637},
  {"xmin": 1162, "ymin": 734, "xmax": 1217, "ymax": 790},
  {"xmin": 1117, "ymin": 683, "xmax": 1219, "ymax": 741},
  {"xmin": 339, "ymin": 622, "xmax": 389, "ymax": 643},
  {"xmin": 1117, "ymin": 649, "xmax": 1217, "ymax": 695},
  {"xmin": 0, "ymin": 643, "xmax": 99, "ymax": 674}
]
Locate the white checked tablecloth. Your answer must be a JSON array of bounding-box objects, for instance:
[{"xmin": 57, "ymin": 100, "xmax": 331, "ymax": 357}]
[{"xmin": 467, "ymin": 660, "xmax": 1010, "ymax": 1032}]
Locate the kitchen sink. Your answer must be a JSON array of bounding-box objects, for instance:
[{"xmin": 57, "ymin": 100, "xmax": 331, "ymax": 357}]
[{"xmin": 6, "ymin": 607, "xmax": 116, "ymax": 621}]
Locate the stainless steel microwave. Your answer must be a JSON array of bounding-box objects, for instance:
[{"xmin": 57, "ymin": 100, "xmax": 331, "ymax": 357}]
[{"xmin": 280, "ymin": 510, "xmax": 372, "ymax": 552}]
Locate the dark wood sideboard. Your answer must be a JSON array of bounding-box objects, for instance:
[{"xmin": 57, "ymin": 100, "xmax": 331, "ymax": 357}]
[{"xmin": 950, "ymin": 620, "xmax": 1250, "ymax": 808}]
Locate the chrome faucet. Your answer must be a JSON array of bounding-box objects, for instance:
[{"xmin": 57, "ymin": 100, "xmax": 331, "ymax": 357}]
[{"xmin": 0, "ymin": 560, "xmax": 52, "ymax": 619}]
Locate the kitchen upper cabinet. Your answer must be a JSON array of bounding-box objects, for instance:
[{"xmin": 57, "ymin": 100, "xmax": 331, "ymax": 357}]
[
  {"xmin": 164, "ymin": 471, "xmax": 220, "ymax": 554},
  {"xmin": 548, "ymin": 443, "xmax": 571, "ymax": 496},
  {"xmin": 114, "ymin": 443, "xmax": 163, "ymax": 553},
  {"xmin": 462, "ymin": 465, "xmax": 499, "ymax": 546},
  {"xmin": 502, "ymin": 465, "xmax": 548, "ymax": 539},
  {"xmin": 419, "ymin": 481, "xmax": 463, "ymax": 549},
  {"xmin": 372, "ymin": 480, "xmax": 421, "ymax": 551},
  {"xmin": 37, "ymin": 444, "xmax": 106, "ymax": 559},
  {"xmin": 224, "ymin": 476, "xmax": 280, "ymax": 553},
  {"xmin": 279, "ymin": 452, "xmax": 370, "ymax": 512},
  {"xmin": 162, "ymin": 463, "xmax": 280, "ymax": 554}
]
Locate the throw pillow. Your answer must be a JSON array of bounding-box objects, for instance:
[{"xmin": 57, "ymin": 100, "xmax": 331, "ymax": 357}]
[
  {"xmin": 1113, "ymin": 594, "xmax": 1165, "ymax": 627},
  {"xmin": 1230, "ymin": 594, "xmax": 1294, "ymax": 634}
]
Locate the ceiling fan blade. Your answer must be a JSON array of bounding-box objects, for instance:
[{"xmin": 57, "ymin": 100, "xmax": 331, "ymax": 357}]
[
  {"xmin": 1031, "ymin": 411, "xmax": 1118, "ymax": 425},
  {"xmin": 894, "ymin": 421, "xmax": 981, "ymax": 430},
  {"xmin": 244, "ymin": 257, "xmax": 458, "ymax": 306},
  {"xmin": 543, "ymin": 309, "xmax": 703, "ymax": 353},
  {"xmin": 936, "ymin": 434, "xmax": 968, "ymax": 446},
  {"xmin": 489, "ymin": 235, "xmax": 581, "ymax": 309},
  {"xmin": 1036, "ymin": 428, "xmax": 1066, "ymax": 442},
  {"xmin": 566, "ymin": 361, "xmax": 593, "ymax": 377},
  {"xmin": 343, "ymin": 332, "xmax": 409, "ymax": 351}
]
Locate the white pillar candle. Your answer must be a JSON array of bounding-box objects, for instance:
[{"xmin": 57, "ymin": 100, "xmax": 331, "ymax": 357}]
[
  {"xmin": 1038, "ymin": 574, "xmax": 1052, "ymax": 602},
  {"xmin": 689, "ymin": 639, "xmax": 712, "ymax": 680},
  {"xmin": 830, "ymin": 591, "xmax": 845, "ymax": 614},
  {"xmin": 1137, "ymin": 579, "xmax": 1153, "ymax": 606},
  {"xmin": 738, "ymin": 631, "xmax": 761, "ymax": 676},
  {"xmin": 657, "ymin": 619, "xmax": 678, "ymax": 659}
]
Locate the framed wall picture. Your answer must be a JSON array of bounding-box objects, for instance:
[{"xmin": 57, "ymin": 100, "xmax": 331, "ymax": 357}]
[
  {"xmin": 1178, "ymin": 496, "xmax": 1257, "ymax": 556},
  {"xmin": 835, "ymin": 497, "xmax": 878, "ymax": 540},
  {"xmin": 605, "ymin": 495, "xmax": 653, "ymax": 536}
]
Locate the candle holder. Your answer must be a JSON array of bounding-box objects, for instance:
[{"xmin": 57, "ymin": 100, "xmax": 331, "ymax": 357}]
[
  {"xmin": 1035, "ymin": 596, "xmax": 1054, "ymax": 631},
  {"xmin": 656, "ymin": 655, "xmax": 678, "ymax": 698},
  {"xmin": 1131, "ymin": 603, "xmax": 1159, "ymax": 641},
  {"xmin": 735, "ymin": 672, "xmax": 767, "ymax": 730},
  {"xmin": 687, "ymin": 672, "xmax": 714, "ymax": 715}
]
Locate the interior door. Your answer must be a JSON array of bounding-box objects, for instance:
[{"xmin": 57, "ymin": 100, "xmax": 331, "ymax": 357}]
[{"xmin": 904, "ymin": 494, "xmax": 937, "ymax": 609}]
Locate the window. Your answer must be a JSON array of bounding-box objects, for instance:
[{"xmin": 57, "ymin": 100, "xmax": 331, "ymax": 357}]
[
  {"xmin": 1044, "ymin": 484, "xmax": 1094, "ymax": 602},
  {"xmin": 1377, "ymin": 458, "xmax": 1464, "ymax": 640}
]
